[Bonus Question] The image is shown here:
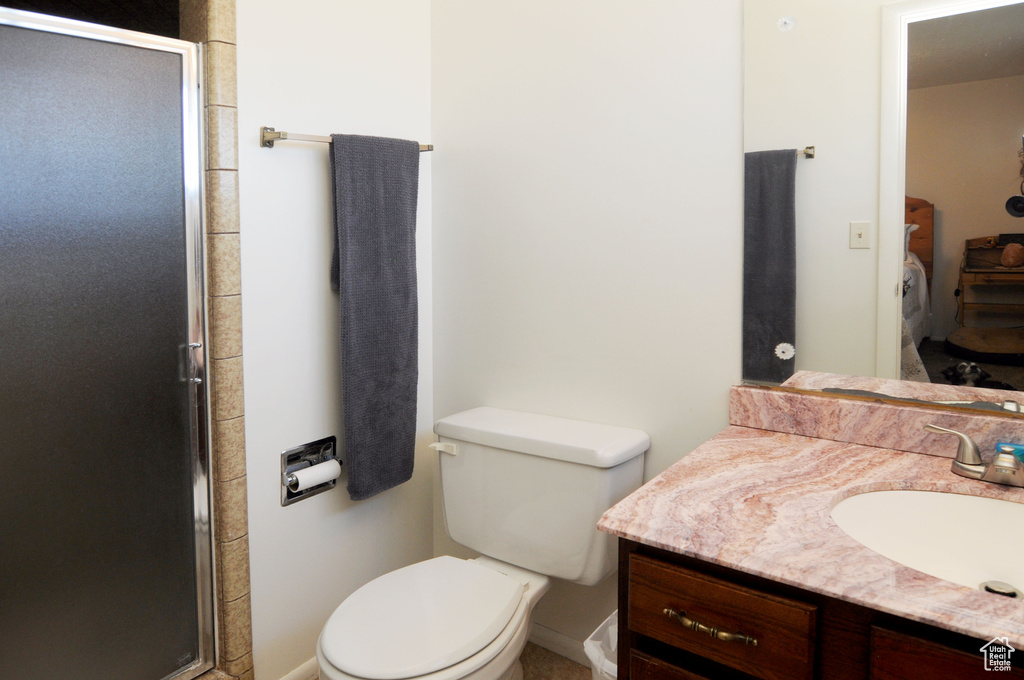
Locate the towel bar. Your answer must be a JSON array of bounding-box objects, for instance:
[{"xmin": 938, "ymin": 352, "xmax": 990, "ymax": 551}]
[{"xmin": 260, "ymin": 126, "xmax": 433, "ymax": 151}]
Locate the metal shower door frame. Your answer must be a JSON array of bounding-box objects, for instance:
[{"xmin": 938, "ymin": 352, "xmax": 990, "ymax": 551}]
[{"xmin": 0, "ymin": 8, "xmax": 215, "ymax": 680}]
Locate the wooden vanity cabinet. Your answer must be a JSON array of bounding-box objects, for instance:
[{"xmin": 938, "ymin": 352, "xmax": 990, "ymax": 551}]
[
  {"xmin": 870, "ymin": 626, "xmax": 1015, "ymax": 680},
  {"xmin": 618, "ymin": 539, "xmax": 1024, "ymax": 680},
  {"xmin": 629, "ymin": 650, "xmax": 720, "ymax": 680},
  {"xmin": 628, "ymin": 553, "xmax": 816, "ymax": 680}
]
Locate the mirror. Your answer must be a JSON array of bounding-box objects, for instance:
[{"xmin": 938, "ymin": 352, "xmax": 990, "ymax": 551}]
[{"xmin": 744, "ymin": 0, "xmax": 1024, "ymax": 416}]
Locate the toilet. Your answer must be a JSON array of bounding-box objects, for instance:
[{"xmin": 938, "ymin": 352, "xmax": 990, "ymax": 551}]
[{"xmin": 316, "ymin": 407, "xmax": 649, "ymax": 680}]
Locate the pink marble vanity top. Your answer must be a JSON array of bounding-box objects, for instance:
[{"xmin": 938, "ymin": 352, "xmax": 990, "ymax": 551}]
[{"xmin": 599, "ymin": 379, "xmax": 1024, "ymax": 647}]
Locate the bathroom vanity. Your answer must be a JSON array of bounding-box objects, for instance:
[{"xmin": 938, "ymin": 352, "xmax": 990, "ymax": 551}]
[
  {"xmin": 617, "ymin": 541, "xmax": 1024, "ymax": 680},
  {"xmin": 599, "ymin": 373, "xmax": 1024, "ymax": 680}
]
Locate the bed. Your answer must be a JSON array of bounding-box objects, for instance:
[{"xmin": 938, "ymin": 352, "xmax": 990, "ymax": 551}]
[{"xmin": 903, "ymin": 196, "xmax": 934, "ymax": 347}]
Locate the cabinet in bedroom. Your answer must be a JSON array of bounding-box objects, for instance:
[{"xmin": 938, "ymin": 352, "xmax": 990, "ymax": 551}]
[{"xmin": 957, "ymin": 236, "xmax": 1024, "ymax": 327}]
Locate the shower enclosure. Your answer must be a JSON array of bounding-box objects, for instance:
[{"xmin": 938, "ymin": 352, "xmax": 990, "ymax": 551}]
[{"xmin": 0, "ymin": 9, "xmax": 213, "ymax": 680}]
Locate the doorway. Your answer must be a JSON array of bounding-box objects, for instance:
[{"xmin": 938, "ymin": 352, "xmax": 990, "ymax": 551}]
[{"xmin": 880, "ymin": 0, "xmax": 1024, "ymax": 383}]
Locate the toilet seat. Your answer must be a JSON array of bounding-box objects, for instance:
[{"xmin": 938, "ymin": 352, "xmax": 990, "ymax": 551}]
[
  {"xmin": 317, "ymin": 594, "xmax": 531, "ymax": 680},
  {"xmin": 319, "ymin": 557, "xmax": 526, "ymax": 680}
]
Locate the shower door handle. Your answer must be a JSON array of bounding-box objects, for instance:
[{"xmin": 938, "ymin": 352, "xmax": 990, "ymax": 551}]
[{"xmin": 180, "ymin": 342, "xmax": 205, "ymax": 385}]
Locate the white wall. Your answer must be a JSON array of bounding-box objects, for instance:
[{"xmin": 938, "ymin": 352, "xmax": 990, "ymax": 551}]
[
  {"xmin": 236, "ymin": 2, "xmax": 434, "ymax": 678},
  {"xmin": 744, "ymin": 0, "xmax": 887, "ymax": 377},
  {"xmin": 907, "ymin": 75, "xmax": 1024, "ymax": 338},
  {"xmin": 431, "ymin": 0, "xmax": 745, "ymax": 651}
]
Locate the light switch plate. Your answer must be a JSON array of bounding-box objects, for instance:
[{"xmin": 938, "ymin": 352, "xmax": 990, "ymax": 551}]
[{"xmin": 850, "ymin": 221, "xmax": 871, "ymax": 249}]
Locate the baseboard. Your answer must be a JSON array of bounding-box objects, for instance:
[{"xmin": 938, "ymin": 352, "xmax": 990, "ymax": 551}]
[
  {"xmin": 528, "ymin": 623, "xmax": 590, "ymax": 668},
  {"xmin": 278, "ymin": 657, "xmax": 319, "ymax": 680}
]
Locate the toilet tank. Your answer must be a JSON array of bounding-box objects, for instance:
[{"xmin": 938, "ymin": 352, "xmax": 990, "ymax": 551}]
[{"xmin": 434, "ymin": 407, "xmax": 649, "ymax": 586}]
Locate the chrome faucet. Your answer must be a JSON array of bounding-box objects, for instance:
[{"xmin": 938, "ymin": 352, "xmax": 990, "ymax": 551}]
[{"xmin": 924, "ymin": 424, "xmax": 1024, "ymax": 487}]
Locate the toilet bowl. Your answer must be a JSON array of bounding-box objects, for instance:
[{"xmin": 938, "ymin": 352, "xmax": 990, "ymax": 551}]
[
  {"xmin": 317, "ymin": 557, "xmax": 550, "ymax": 680},
  {"xmin": 317, "ymin": 408, "xmax": 649, "ymax": 680}
]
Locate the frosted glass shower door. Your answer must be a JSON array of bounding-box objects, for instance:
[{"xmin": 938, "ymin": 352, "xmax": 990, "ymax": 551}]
[{"xmin": 0, "ymin": 10, "xmax": 212, "ymax": 680}]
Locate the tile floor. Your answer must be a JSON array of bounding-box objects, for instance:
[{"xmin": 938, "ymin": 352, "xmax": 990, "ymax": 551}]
[
  {"xmin": 312, "ymin": 643, "xmax": 592, "ymax": 680},
  {"xmin": 520, "ymin": 643, "xmax": 592, "ymax": 680}
]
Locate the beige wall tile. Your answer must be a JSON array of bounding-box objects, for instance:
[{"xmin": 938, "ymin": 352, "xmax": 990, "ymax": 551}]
[
  {"xmin": 205, "ymin": 42, "xmax": 238, "ymax": 108},
  {"xmin": 211, "ymin": 355, "xmax": 245, "ymax": 421},
  {"xmin": 187, "ymin": 1, "xmax": 250, "ymax": 677},
  {"xmin": 212, "ymin": 415, "xmax": 246, "ymax": 482},
  {"xmin": 210, "ymin": 294, "xmax": 243, "ymax": 359},
  {"xmin": 206, "ymin": 170, "xmax": 240, "ymax": 234},
  {"xmin": 217, "ymin": 535, "xmax": 252, "ymax": 606},
  {"xmin": 222, "ymin": 652, "xmax": 253, "ymax": 678},
  {"xmin": 208, "ymin": 233, "xmax": 241, "ymax": 296},
  {"xmin": 214, "ymin": 474, "xmax": 249, "ymax": 543},
  {"xmin": 218, "ymin": 593, "xmax": 253, "ymax": 663},
  {"xmin": 207, "ymin": 0, "xmax": 237, "ymax": 44},
  {"xmin": 207, "ymin": 105, "xmax": 238, "ymax": 171}
]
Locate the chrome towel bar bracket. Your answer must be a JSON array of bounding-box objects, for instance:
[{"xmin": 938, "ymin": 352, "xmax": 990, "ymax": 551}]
[{"xmin": 260, "ymin": 126, "xmax": 433, "ymax": 152}]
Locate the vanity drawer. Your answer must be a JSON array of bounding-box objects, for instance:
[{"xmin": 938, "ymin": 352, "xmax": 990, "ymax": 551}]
[
  {"xmin": 627, "ymin": 555, "xmax": 817, "ymax": 680},
  {"xmin": 629, "ymin": 650, "xmax": 714, "ymax": 680}
]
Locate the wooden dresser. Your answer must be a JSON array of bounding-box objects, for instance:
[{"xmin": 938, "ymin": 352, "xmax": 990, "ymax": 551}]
[{"xmin": 957, "ymin": 236, "xmax": 1024, "ymax": 327}]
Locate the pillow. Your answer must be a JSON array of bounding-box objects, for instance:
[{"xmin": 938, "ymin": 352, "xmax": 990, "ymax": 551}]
[{"xmin": 904, "ymin": 223, "xmax": 919, "ymax": 262}]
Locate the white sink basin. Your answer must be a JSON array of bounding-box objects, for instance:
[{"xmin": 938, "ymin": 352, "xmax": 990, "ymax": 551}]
[{"xmin": 830, "ymin": 490, "xmax": 1024, "ymax": 594}]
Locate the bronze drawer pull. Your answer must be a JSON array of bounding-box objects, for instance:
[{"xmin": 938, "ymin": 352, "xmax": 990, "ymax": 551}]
[{"xmin": 663, "ymin": 608, "xmax": 758, "ymax": 647}]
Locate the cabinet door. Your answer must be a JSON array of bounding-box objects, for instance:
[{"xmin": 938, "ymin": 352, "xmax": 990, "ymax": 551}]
[{"xmin": 871, "ymin": 627, "xmax": 1024, "ymax": 679}]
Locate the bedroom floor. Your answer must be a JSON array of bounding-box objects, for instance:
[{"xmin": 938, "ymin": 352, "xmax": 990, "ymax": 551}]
[{"xmin": 917, "ymin": 339, "xmax": 1024, "ymax": 391}]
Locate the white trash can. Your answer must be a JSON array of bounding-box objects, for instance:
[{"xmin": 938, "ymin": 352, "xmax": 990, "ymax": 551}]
[{"xmin": 584, "ymin": 610, "xmax": 618, "ymax": 680}]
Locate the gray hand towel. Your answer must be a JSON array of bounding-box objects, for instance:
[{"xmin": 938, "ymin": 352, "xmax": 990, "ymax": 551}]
[
  {"xmin": 743, "ymin": 149, "xmax": 797, "ymax": 384},
  {"xmin": 330, "ymin": 134, "xmax": 419, "ymax": 501}
]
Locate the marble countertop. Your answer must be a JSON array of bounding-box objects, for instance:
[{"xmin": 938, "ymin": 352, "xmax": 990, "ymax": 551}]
[{"xmin": 598, "ymin": 423, "xmax": 1024, "ymax": 647}]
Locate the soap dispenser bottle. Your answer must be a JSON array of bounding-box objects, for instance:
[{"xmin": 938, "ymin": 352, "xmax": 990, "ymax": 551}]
[
  {"xmin": 996, "ymin": 442, "xmax": 1024, "ymax": 465},
  {"xmin": 981, "ymin": 443, "xmax": 1024, "ymax": 487}
]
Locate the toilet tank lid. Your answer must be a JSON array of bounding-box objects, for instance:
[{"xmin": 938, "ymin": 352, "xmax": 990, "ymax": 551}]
[{"xmin": 434, "ymin": 407, "xmax": 650, "ymax": 468}]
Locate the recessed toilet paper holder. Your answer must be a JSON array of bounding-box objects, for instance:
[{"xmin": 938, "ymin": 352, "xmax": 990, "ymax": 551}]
[{"xmin": 280, "ymin": 436, "xmax": 341, "ymax": 506}]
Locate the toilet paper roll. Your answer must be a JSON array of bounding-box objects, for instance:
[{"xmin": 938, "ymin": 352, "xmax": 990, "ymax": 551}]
[{"xmin": 287, "ymin": 459, "xmax": 342, "ymax": 492}]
